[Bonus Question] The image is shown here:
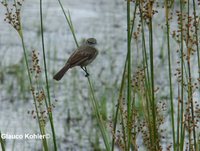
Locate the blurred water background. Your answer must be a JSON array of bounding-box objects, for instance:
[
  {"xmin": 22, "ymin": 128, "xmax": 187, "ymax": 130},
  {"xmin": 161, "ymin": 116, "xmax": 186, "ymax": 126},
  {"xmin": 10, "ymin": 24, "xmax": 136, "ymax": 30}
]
[{"xmin": 0, "ymin": 0, "xmax": 200, "ymax": 150}]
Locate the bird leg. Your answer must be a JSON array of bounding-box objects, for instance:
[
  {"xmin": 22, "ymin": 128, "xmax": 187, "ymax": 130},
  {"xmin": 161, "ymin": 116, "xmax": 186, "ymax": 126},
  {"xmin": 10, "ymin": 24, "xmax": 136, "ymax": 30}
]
[{"xmin": 81, "ymin": 66, "xmax": 90, "ymax": 77}]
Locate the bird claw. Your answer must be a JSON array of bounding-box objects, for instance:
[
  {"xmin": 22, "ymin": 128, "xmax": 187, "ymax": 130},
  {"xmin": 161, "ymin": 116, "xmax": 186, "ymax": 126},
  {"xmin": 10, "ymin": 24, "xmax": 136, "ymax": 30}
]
[
  {"xmin": 85, "ymin": 72, "xmax": 90, "ymax": 77},
  {"xmin": 81, "ymin": 66, "xmax": 90, "ymax": 77}
]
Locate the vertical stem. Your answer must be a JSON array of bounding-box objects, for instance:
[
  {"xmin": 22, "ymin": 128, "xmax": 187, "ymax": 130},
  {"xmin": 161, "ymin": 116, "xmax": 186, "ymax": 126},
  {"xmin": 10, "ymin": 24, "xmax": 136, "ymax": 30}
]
[
  {"xmin": 18, "ymin": 30, "xmax": 49, "ymax": 151},
  {"xmin": 127, "ymin": 0, "xmax": 132, "ymax": 149},
  {"xmin": 0, "ymin": 131, "xmax": 5, "ymax": 151},
  {"xmin": 177, "ymin": 85, "xmax": 180, "ymax": 151},
  {"xmin": 149, "ymin": 9, "xmax": 157, "ymax": 151},
  {"xmin": 57, "ymin": 0, "xmax": 79, "ymax": 47},
  {"xmin": 186, "ymin": 1, "xmax": 192, "ymax": 149},
  {"xmin": 39, "ymin": 0, "xmax": 57, "ymax": 150},
  {"xmin": 179, "ymin": 0, "xmax": 185, "ymax": 150},
  {"xmin": 130, "ymin": 3, "xmax": 138, "ymax": 41},
  {"xmin": 111, "ymin": 60, "xmax": 127, "ymax": 151},
  {"xmin": 192, "ymin": 3, "xmax": 200, "ymax": 150},
  {"xmin": 18, "ymin": 30, "xmax": 32, "ymax": 86},
  {"xmin": 111, "ymin": 3, "xmax": 137, "ymax": 150},
  {"xmin": 87, "ymin": 78, "xmax": 111, "ymax": 151},
  {"xmin": 139, "ymin": 1, "xmax": 153, "ymax": 147},
  {"xmin": 186, "ymin": 1, "xmax": 196, "ymax": 149},
  {"xmin": 56, "ymin": 1, "xmax": 111, "ymax": 150},
  {"xmin": 165, "ymin": 1, "xmax": 176, "ymax": 150},
  {"xmin": 192, "ymin": 0, "xmax": 200, "ymax": 74}
]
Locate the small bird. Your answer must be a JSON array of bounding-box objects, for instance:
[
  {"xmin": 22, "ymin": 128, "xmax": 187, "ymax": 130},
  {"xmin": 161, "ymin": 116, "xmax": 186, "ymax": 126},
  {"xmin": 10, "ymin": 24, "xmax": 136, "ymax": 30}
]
[{"xmin": 53, "ymin": 38, "xmax": 98, "ymax": 81}]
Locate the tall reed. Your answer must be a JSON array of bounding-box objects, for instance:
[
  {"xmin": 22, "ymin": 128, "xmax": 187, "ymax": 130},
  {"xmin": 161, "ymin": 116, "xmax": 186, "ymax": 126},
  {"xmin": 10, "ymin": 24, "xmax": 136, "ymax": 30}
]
[
  {"xmin": 56, "ymin": 0, "xmax": 111, "ymax": 150},
  {"xmin": 1, "ymin": 0, "xmax": 200, "ymax": 150},
  {"xmin": 111, "ymin": 0, "xmax": 200, "ymax": 151},
  {"xmin": 0, "ymin": 131, "xmax": 5, "ymax": 151},
  {"xmin": 39, "ymin": 0, "xmax": 57, "ymax": 150},
  {"xmin": 1, "ymin": 0, "xmax": 57, "ymax": 150}
]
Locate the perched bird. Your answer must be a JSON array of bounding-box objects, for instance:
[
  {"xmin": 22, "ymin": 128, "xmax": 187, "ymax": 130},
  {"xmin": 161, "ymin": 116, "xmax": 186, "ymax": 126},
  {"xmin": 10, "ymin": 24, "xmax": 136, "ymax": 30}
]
[{"xmin": 53, "ymin": 38, "xmax": 98, "ymax": 81}]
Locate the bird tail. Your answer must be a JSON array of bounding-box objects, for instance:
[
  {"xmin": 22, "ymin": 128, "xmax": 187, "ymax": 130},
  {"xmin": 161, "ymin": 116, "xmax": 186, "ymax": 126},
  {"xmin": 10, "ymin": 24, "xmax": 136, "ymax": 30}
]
[{"xmin": 53, "ymin": 64, "xmax": 70, "ymax": 81}]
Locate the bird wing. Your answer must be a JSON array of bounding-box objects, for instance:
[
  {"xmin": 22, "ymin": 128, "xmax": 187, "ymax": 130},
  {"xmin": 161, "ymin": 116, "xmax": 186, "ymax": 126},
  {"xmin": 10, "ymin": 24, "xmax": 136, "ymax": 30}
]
[{"xmin": 67, "ymin": 45, "xmax": 96, "ymax": 67}]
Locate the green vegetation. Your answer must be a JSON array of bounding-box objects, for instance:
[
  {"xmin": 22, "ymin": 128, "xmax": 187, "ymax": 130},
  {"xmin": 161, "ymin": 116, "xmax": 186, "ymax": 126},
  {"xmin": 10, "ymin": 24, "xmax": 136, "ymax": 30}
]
[{"xmin": 0, "ymin": 0, "xmax": 200, "ymax": 150}]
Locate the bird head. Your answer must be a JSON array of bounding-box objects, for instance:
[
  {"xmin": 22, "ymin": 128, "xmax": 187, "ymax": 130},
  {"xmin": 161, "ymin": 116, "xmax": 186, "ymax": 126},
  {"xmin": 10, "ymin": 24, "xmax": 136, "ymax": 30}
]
[{"xmin": 86, "ymin": 38, "xmax": 97, "ymax": 46}]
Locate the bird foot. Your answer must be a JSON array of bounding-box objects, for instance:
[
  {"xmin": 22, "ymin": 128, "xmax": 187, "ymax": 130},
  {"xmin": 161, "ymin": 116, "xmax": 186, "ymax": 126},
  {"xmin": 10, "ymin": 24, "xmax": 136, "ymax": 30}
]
[
  {"xmin": 81, "ymin": 66, "xmax": 90, "ymax": 77},
  {"xmin": 85, "ymin": 72, "xmax": 90, "ymax": 77}
]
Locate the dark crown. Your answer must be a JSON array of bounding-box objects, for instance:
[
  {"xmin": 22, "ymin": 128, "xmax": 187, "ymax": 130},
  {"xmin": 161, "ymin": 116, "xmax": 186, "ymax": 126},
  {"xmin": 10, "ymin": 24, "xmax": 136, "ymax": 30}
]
[{"xmin": 86, "ymin": 38, "xmax": 97, "ymax": 45}]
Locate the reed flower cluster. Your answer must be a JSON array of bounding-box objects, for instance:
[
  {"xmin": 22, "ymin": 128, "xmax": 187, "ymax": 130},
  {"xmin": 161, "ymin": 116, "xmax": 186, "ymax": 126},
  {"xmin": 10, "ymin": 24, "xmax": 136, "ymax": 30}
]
[{"xmin": 1, "ymin": 0, "xmax": 24, "ymax": 32}]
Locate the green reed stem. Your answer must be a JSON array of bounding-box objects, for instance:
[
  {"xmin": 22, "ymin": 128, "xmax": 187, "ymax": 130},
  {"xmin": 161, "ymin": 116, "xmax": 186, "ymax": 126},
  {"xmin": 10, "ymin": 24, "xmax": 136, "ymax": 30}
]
[
  {"xmin": 56, "ymin": 1, "xmax": 111, "ymax": 150},
  {"xmin": 34, "ymin": 83, "xmax": 49, "ymax": 151},
  {"xmin": 192, "ymin": 0, "xmax": 200, "ymax": 76},
  {"xmin": 0, "ymin": 131, "xmax": 5, "ymax": 151},
  {"xmin": 130, "ymin": 2, "xmax": 138, "ymax": 41},
  {"xmin": 192, "ymin": 7, "xmax": 200, "ymax": 151},
  {"xmin": 87, "ymin": 78, "xmax": 111, "ymax": 151},
  {"xmin": 18, "ymin": 32, "xmax": 32, "ymax": 86},
  {"xmin": 18, "ymin": 29, "xmax": 49, "ymax": 150},
  {"xmin": 148, "ymin": 11, "xmax": 158, "ymax": 150},
  {"xmin": 39, "ymin": 1, "xmax": 57, "ymax": 150},
  {"xmin": 126, "ymin": 0, "xmax": 132, "ymax": 149},
  {"xmin": 186, "ymin": 4, "xmax": 192, "ymax": 148},
  {"xmin": 192, "ymin": 4, "xmax": 200, "ymax": 144},
  {"xmin": 192, "ymin": 0, "xmax": 200, "ymax": 149},
  {"xmin": 111, "ymin": 59, "xmax": 127, "ymax": 151},
  {"xmin": 165, "ymin": 1, "xmax": 176, "ymax": 150},
  {"xmin": 139, "ymin": 2, "xmax": 153, "ymax": 147},
  {"xmin": 177, "ymin": 85, "xmax": 180, "ymax": 151},
  {"xmin": 57, "ymin": 0, "xmax": 79, "ymax": 47},
  {"xmin": 179, "ymin": 0, "xmax": 185, "ymax": 150},
  {"xmin": 111, "ymin": 2, "xmax": 137, "ymax": 147},
  {"xmin": 187, "ymin": 1, "xmax": 197, "ymax": 150}
]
